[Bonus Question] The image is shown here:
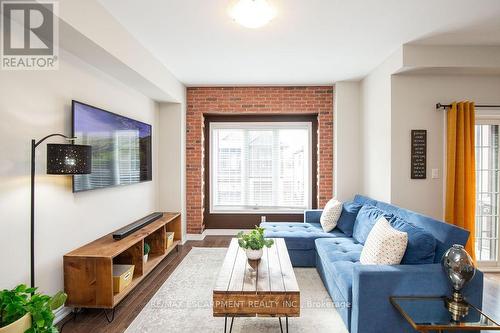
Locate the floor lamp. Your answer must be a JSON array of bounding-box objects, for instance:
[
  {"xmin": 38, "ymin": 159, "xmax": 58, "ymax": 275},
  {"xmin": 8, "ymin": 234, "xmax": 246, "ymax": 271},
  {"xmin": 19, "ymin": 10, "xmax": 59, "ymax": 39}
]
[{"xmin": 31, "ymin": 134, "xmax": 92, "ymax": 288}]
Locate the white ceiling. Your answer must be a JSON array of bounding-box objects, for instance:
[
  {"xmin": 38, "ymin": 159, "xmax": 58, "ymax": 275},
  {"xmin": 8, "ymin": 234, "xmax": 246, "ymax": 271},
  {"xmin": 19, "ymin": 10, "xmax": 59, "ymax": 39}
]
[{"xmin": 98, "ymin": 0, "xmax": 500, "ymax": 86}]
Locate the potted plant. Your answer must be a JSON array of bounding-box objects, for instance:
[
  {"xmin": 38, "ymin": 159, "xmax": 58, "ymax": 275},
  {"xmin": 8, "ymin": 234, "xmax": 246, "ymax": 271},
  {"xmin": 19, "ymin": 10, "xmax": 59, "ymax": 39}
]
[
  {"xmin": 237, "ymin": 226, "xmax": 274, "ymax": 260},
  {"xmin": 144, "ymin": 243, "xmax": 151, "ymax": 263},
  {"xmin": 0, "ymin": 284, "xmax": 67, "ymax": 333}
]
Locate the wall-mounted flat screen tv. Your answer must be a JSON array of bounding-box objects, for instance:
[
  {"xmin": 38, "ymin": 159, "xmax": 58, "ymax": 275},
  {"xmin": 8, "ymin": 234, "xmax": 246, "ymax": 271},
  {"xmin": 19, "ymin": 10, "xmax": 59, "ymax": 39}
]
[{"xmin": 72, "ymin": 100, "xmax": 152, "ymax": 192}]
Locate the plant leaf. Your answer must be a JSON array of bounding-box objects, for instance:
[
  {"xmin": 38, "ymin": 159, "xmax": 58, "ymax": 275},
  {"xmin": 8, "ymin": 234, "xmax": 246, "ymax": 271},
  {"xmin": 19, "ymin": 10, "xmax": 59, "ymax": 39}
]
[{"xmin": 50, "ymin": 292, "xmax": 67, "ymax": 310}]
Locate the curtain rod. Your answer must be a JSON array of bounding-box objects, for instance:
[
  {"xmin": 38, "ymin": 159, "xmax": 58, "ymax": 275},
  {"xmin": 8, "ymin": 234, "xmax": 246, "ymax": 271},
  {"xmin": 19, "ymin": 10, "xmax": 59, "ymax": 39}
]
[{"xmin": 436, "ymin": 103, "xmax": 500, "ymax": 110}]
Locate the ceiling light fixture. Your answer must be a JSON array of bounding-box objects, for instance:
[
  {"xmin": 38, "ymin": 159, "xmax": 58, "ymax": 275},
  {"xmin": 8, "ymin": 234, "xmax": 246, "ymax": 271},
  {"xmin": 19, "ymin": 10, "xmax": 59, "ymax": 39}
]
[{"xmin": 229, "ymin": 0, "xmax": 276, "ymax": 29}]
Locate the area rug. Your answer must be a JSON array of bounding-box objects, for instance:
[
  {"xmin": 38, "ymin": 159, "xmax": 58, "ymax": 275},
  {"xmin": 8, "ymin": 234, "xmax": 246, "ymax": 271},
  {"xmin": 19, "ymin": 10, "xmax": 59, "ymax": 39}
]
[{"xmin": 125, "ymin": 247, "xmax": 348, "ymax": 333}]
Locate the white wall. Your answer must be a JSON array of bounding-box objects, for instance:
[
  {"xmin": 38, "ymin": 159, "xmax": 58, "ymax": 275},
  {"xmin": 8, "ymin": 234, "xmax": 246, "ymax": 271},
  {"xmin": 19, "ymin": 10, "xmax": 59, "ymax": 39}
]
[
  {"xmin": 57, "ymin": 0, "xmax": 185, "ymax": 103},
  {"xmin": 334, "ymin": 81, "xmax": 361, "ymax": 201},
  {"xmin": 360, "ymin": 49, "xmax": 402, "ymax": 202},
  {"xmin": 391, "ymin": 74, "xmax": 500, "ymax": 219},
  {"xmin": 158, "ymin": 102, "xmax": 187, "ymax": 240},
  {"xmin": 0, "ymin": 48, "xmax": 159, "ymax": 295},
  {"xmin": 403, "ymin": 45, "xmax": 500, "ymax": 71},
  {"xmin": 357, "ymin": 44, "xmax": 500, "ymax": 219}
]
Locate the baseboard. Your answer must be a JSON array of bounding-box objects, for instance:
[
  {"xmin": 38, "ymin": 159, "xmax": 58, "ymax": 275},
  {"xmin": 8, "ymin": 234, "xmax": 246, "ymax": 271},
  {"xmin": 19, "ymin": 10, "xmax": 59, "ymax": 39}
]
[
  {"xmin": 204, "ymin": 229, "xmax": 250, "ymax": 236},
  {"xmin": 481, "ymin": 267, "xmax": 500, "ymax": 273},
  {"xmin": 186, "ymin": 229, "xmax": 252, "ymax": 241},
  {"xmin": 54, "ymin": 306, "xmax": 71, "ymax": 324},
  {"xmin": 186, "ymin": 231, "xmax": 207, "ymax": 241}
]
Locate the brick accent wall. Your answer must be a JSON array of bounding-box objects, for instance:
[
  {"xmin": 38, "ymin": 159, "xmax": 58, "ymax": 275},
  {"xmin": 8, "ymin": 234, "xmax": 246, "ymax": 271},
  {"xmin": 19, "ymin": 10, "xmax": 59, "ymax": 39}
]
[{"xmin": 186, "ymin": 86, "xmax": 334, "ymax": 234}]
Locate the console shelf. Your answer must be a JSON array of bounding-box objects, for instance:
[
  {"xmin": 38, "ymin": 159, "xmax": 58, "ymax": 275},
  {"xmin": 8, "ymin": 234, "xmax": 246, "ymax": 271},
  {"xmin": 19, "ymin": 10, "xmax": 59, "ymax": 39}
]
[{"xmin": 63, "ymin": 212, "xmax": 181, "ymax": 309}]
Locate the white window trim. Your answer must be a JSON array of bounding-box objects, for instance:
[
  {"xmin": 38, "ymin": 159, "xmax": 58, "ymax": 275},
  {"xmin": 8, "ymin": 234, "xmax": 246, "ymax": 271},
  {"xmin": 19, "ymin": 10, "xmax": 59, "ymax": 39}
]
[
  {"xmin": 209, "ymin": 122, "xmax": 313, "ymax": 214},
  {"xmin": 475, "ymin": 114, "xmax": 500, "ymax": 269}
]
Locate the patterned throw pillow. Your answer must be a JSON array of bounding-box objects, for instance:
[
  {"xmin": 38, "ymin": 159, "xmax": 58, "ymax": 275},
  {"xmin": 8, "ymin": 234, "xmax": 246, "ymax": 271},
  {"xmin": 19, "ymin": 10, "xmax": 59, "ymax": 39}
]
[
  {"xmin": 320, "ymin": 198, "xmax": 343, "ymax": 232},
  {"xmin": 360, "ymin": 216, "xmax": 408, "ymax": 265}
]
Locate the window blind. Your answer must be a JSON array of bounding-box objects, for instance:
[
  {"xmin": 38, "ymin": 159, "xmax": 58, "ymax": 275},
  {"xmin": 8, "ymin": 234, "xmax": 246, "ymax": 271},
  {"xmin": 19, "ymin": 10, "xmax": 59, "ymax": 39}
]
[{"xmin": 210, "ymin": 122, "xmax": 311, "ymax": 213}]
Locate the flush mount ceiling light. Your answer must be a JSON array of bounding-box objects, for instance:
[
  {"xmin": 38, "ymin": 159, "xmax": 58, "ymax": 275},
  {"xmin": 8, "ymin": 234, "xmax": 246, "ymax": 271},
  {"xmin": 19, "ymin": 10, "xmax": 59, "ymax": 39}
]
[{"xmin": 228, "ymin": 0, "xmax": 276, "ymax": 29}]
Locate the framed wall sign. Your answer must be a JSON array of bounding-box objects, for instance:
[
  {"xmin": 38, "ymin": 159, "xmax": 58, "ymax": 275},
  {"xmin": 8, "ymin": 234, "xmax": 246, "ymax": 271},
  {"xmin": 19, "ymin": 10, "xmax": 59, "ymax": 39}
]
[{"xmin": 411, "ymin": 130, "xmax": 427, "ymax": 179}]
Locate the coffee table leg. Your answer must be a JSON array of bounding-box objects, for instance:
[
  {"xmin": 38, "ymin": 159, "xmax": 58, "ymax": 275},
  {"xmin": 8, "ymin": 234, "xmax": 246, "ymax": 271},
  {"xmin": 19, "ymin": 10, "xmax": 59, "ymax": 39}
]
[
  {"xmin": 278, "ymin": 316, "xmax": 289, "ymax": 333},
  {"xmin": 224, "ymin": 315, "xmax": 235, "ymax": 333}
]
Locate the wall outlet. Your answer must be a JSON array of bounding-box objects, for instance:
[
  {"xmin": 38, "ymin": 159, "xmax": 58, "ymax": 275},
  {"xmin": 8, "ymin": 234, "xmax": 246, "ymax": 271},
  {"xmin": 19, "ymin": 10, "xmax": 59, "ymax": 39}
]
[
  {"xmin": 431, "ymin": 168, "xmax": 439, "ymax": 179},
  {"xmin": 261, "ymin": 216, "xmax": 266, "ymax": 223}
]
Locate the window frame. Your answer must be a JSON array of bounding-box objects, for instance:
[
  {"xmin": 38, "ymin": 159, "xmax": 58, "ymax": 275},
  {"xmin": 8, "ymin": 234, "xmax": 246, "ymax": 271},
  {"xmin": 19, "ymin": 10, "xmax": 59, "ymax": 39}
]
[
  {"xmin": 209, "ymin": 121, "xmax": 313, "ymax": 214},
  {"xmin": 475, "ymin": 112, "xmax": 500, "ymax": 269},
  {"xmin": 203, "ymin": 114, "xmax": 318, "ymax": 229}
]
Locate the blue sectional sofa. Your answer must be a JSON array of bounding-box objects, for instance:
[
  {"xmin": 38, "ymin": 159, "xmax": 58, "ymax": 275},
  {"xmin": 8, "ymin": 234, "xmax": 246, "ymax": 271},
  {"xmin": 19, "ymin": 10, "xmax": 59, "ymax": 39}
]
[{"xmin": 261, "ymin": 194, "xmax": 483, "ymax": 333}]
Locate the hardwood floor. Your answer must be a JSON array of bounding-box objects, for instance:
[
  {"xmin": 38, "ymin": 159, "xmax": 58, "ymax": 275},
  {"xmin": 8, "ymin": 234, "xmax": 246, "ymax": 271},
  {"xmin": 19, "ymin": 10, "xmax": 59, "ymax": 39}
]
[
  {"xmin": 58, "ymin": 236, "xmax": 500, "ymax": 333},
  {"xmin": 58, "ymin": 236, "xmax": 233, "ymax": 333}
]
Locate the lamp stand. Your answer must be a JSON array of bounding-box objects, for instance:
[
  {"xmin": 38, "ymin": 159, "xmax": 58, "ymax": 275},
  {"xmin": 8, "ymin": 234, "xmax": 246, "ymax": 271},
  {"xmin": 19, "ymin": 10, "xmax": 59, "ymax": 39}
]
[
  {"xmin": 30, "ymin": 134, "xmax": 77, "ymax": 288},
  {"xmin": 30, "ymin": 139, "xmax": 36, "ymax": 289}
]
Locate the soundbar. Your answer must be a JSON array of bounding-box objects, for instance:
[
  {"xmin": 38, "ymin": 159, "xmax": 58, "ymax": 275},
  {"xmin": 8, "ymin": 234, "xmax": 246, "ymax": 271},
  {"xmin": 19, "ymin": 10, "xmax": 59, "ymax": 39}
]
[{"xmin": 113, "ymin": 212, "xmax": 164, "ymax": 240}]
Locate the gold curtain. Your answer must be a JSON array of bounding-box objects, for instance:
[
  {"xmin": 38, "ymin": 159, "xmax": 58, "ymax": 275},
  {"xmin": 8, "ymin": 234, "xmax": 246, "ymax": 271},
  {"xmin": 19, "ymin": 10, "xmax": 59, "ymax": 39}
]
[{"xmin": 445, "ymin": 101, "xmax": 476, "ymax": 261}]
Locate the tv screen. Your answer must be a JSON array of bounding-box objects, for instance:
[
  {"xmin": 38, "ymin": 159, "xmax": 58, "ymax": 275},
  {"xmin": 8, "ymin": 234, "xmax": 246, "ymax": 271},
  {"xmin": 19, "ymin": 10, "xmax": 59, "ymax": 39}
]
[{"xmin": 72, "ymin": 100, "xmax": 152, "ymax": 192}]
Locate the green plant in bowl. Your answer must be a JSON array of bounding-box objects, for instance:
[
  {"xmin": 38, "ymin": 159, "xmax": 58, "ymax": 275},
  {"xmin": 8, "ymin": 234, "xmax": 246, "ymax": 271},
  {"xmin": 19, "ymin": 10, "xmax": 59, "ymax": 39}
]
[
  {"xmin": 144, "ymin": 242, "xmax": 151, "ymax": 262},
  {"xmin": 144, "ymin": 243, "xmax": 151, "ymax": 256},
  {"xmin": 0, "ymin": 284, "xmax": 67, "ymax": 333},
  {"xmin": 237, "ymin": 226, "xmax": 274, "ymax": 260}
]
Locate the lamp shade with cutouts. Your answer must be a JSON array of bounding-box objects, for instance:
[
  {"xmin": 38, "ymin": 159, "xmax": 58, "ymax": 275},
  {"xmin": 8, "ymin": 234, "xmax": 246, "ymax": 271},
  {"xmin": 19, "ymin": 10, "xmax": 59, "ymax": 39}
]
[{"xmin": 46, "ymin": 143, "xmax": 92, "ymax": 175}]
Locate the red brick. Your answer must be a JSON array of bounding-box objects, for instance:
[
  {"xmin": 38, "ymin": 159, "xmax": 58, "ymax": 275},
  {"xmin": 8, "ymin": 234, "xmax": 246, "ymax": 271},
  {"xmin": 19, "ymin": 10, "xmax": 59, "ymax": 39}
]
[{"xmin": 186, "ymin": 86, "xmax": 334, "ymax": 234}]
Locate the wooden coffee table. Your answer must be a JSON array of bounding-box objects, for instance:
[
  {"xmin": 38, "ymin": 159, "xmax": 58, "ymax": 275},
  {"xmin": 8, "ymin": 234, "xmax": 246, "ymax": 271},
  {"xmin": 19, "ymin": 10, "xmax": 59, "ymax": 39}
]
[{"xmin": 213, "ymin": 238, "xmax": 300, "ymax": 333}]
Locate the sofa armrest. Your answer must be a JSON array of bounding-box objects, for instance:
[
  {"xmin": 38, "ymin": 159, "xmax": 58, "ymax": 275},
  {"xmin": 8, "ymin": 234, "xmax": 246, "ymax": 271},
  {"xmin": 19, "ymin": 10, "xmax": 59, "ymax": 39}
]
[
  {"xmin": 350, "ymin": 264, "xmax": 483, "ymax": 333},
  {"xmin": 304, "ymin": 209, "xmax": 322, "ymax": 223}
]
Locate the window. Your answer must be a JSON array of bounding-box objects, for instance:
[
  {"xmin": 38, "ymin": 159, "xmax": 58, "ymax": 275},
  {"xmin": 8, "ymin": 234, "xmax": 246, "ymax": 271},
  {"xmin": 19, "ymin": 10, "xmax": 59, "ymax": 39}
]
[
  {"xmin": 210, "ymin": 122, "xmax": 312, "ymax": 213},
  {"xmin": 475, "ymin": 121, "xmax": 500, "ymax": 266}
]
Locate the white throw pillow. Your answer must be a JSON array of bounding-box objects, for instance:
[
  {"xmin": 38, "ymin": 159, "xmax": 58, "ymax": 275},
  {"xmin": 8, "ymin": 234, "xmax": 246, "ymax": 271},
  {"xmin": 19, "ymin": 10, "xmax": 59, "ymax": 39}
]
[
  {"xmin": 320, "ymin": 198, "xmax": 343, "ymax": 232},
  {"xmin": 360, "ymin": 216, "xmax": 408, "ymax": 265}
]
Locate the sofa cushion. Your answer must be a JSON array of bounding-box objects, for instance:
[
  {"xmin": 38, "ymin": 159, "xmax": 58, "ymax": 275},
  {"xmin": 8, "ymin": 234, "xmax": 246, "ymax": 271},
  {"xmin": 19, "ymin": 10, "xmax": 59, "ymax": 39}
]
[
  {"xmin": 320, "ymin": 198, "xmax": 343, "ymax": 232},
  {"xmin": 360, "ymin": 216, "xmax": 408, "ymax": 265},
  {"xmin": 315, "ymin": 238, "xmax": 362, "ymax": 303},
  {"xmin": 353, "ymin": 205, "xmax": 391, "ymax": 244},
  {"xmin": 315, "ymin": 237, "xmax": 363, "ymax": 263},
  {"xmin": 329, "ymin": 261, "xmax": 359, "ymax": 303},
  {"xmin": 316, "ymin": 255, "xmax": 351, "ymax": 326},
  {"xmin": 261, "ymin": 222, "xmax": 347, "ymax": 250},
  {"xmin": 389, "ymin": 216, "xmax": 437, "ymax": 264},
  {"xmin": 336, "ymin": 201, "xmax": 363, "ymax": 237},
  {"xmin": 354, "ymin": 194, "xmax": 469, "ymax": 263}
]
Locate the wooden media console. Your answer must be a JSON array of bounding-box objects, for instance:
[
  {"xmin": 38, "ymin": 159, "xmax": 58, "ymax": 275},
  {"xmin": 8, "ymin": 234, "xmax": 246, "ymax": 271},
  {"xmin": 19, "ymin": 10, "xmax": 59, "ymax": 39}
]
[{"xmin": 63, "ymin": 212, "xmax": 181, "ymax": 309}]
